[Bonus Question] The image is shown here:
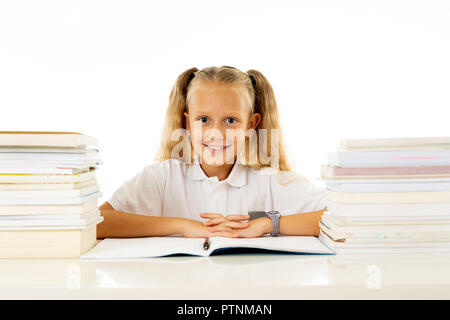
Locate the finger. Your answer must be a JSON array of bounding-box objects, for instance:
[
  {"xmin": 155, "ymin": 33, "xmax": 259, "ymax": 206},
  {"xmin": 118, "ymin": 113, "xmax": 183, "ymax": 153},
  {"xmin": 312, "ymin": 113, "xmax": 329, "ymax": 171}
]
[
  {"xmin": 225, "ymin": 214, "xmax": 250, "ymax": 221},
  {"xmin": 223, "ymin": 221, "xmax": 249, "ymax": 229},
  {"xmin": 200, "ymin": 213, "xmax": 224, "ymax": 219},
  {"xmin": 211, "ymin": 230, "xmax": 239, "ymax": 238},
  {"xmin": 203, "ymin": 217, "xmax": 226, "ymax": 226},
  {"xmin": 208, "ymin": 225, "xmax": 233, "ymax": 233}
]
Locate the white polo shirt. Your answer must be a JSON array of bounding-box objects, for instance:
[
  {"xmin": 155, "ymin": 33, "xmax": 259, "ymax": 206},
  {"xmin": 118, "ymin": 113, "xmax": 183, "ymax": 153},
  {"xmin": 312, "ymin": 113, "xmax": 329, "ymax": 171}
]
[{"xmin": 107, "ymin": 158, "xmax": 327, "ymax": 221}]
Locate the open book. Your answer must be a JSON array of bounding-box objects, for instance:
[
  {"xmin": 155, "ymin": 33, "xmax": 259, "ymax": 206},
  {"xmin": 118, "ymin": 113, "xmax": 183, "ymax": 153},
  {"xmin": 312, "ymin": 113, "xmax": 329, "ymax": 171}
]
[{"xmin": 80, "ymin": 235, "xmax": 335, "ymax": 259}]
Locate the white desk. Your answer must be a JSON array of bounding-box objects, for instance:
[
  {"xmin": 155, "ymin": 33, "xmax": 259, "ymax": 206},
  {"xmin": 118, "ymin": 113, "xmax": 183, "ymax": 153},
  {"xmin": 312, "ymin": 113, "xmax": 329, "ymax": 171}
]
[{"xmin": 1, "ymin": 251, "xmax": 450, "ymax": 299}]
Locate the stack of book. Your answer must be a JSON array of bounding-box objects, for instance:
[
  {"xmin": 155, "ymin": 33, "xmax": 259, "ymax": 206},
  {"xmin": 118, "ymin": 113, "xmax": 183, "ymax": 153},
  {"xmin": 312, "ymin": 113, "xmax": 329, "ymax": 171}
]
[
  {"xmin": 319, "ymin": 137, "xmax": 450, "ymax": 253},
  {"xmin": 0, "ymin": 131, "xmax": 103, "ymax": 258}
]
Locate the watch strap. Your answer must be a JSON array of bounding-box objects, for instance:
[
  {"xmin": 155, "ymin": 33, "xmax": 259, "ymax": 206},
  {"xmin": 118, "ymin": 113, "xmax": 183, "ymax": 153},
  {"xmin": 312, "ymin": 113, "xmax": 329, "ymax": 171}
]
[{"xmin": 266, "ymin": 211, "xmax": 280, "ymax": 236}]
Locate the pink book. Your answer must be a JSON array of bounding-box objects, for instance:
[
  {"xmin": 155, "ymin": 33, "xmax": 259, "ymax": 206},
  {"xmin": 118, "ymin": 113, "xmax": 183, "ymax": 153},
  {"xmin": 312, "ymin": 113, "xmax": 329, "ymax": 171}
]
[{"xmin": 323, "ymin": 165, "xmax": 450, "ymax": 176}]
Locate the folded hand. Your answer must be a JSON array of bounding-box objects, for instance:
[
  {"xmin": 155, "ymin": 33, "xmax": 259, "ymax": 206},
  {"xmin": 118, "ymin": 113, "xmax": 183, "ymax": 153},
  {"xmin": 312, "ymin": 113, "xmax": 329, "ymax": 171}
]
[{"xmin": 200, "ymin": 213, "xmax": 272, "ymax": 238}]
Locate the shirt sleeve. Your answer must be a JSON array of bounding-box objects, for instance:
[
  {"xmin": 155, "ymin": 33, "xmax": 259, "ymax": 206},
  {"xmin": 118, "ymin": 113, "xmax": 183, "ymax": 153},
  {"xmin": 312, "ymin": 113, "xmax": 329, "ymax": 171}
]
[
  {"xmin": 271, "ymin": 170, "xmax": 327, "ymax": 215},
  {"xmin": 107, "ymin": 164, "xmax": 164, "ymax": 217}
]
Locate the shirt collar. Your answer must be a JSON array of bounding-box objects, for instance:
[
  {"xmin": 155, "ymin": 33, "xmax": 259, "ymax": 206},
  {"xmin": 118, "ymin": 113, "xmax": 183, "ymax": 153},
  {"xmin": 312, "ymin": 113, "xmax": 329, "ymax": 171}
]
[{"xmin": 186, "ymin": 156, "xmax": 247, "ymax": 188}]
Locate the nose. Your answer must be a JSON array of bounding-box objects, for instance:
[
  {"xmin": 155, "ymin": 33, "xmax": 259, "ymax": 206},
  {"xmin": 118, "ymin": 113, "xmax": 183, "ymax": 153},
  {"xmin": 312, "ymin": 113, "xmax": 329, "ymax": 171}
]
[
  {"xmin": 203, "ymin": 122, "xmax": 226, "ymax": 144},
  {"xmin": 203, "ymin": 130, "xmax": 224, "ymax": 144}
]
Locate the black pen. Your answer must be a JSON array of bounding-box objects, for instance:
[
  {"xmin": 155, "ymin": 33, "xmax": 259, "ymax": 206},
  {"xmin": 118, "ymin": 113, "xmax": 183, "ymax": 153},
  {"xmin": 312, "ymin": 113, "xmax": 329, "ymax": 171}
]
[{"xmin": 203, "ymin": 237, "xmax": 210, "ymax": 250}]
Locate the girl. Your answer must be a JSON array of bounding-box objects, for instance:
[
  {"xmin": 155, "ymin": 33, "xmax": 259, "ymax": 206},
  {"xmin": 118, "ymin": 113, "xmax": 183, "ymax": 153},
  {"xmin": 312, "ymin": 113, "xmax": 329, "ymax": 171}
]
[{"xmin": 97, "ymin": 66, "xmax": 327, "ymax": 239}]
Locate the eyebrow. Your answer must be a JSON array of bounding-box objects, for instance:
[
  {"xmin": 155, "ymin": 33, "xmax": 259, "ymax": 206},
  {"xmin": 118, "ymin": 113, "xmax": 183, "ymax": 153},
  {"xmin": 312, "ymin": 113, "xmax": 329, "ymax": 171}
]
[
  {"xmin": 193, "ymin": 112, "xmax": 243, "ymax": 118},
  {"xmin": 191, "ymin": 108, "xmax": 242, "ymax": 115}
]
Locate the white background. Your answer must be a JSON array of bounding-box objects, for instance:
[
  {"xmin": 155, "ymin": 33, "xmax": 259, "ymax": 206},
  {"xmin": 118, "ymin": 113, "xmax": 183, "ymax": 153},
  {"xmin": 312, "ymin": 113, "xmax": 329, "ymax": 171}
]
[{"xmin": 1, "ymin": 0, "xmax": 449, "ymax": 203}]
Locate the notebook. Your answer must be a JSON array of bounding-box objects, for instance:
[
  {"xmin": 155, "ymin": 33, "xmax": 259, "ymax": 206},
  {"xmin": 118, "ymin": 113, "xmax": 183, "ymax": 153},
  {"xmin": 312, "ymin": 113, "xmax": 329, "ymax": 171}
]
[{"xmin": 80, "ymin": 235, "xmax": 336, "ymax": 259}]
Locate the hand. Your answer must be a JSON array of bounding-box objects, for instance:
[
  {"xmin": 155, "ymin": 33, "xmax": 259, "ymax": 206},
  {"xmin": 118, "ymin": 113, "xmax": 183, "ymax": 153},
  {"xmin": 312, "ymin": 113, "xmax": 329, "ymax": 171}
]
[
  {"xmin": 181, "ymin": 218, "xmax": 239, "ymax": 238},
  {"xmin": 200, "ymin": 213, "xmax": 250, "ymax": 233},
  {"xmin": 207, "ymin": 217, "xmax": 273, "ymax": 238}
]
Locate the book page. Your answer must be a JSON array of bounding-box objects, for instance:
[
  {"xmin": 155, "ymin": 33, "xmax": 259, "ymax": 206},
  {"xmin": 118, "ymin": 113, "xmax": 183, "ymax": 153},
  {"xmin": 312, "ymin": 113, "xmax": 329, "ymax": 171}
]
[
  {"xmin": 81, "ymin": 237, "xmax": 207, "ymax": 259},
  {"xmin": 208, "ymin": 235, "xmax": 334, "ymax": 254}
]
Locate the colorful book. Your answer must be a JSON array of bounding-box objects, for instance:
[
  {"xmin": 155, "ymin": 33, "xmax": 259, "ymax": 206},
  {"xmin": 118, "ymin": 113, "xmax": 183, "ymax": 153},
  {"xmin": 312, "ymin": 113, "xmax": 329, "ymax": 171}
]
[{"xmin": 321, "ymin": 165, "xmax": 450, "ymax": 179}]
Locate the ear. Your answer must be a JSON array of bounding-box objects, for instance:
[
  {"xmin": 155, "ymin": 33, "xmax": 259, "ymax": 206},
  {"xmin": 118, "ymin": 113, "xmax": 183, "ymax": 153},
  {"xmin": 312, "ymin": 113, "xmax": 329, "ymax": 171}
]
[
  {"xmin": 183, "ymin": 112, "xmax": 190, "ymax": 132},
  {"xmin": 248, "ymin": 112, "xmax": 261, "ymax": 130}
]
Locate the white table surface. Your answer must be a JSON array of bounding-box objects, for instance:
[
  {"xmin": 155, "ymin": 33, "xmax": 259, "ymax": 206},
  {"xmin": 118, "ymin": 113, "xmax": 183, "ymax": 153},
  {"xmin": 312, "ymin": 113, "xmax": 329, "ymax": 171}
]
[{"xmin": 1, "ymin": 250, "xmax": 450, "ymax": 299}]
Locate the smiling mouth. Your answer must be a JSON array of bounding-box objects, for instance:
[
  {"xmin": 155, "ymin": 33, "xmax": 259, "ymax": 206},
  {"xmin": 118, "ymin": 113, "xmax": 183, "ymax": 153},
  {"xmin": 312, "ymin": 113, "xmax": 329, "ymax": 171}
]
[{"xmin": 202, "ymin": 144, "xmax": 232, "ymax": 152}]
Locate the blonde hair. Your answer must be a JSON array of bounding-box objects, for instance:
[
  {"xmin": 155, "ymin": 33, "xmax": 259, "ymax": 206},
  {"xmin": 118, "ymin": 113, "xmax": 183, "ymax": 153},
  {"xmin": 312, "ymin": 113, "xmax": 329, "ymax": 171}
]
[{"xmin": 155, "ymin": 66, "xmax": 292, "ymax": 171}]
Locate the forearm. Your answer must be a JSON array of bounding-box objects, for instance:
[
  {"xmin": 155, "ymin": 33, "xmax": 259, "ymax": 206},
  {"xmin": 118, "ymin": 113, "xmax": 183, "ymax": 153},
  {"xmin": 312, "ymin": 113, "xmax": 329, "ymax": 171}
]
[
  {"xmin": 97, "ymin": 209, "xmax": 188, "ymax": 239},
  {"xmin": 263, "ymin": 209, "xmax": 326, "ymax": 236}
]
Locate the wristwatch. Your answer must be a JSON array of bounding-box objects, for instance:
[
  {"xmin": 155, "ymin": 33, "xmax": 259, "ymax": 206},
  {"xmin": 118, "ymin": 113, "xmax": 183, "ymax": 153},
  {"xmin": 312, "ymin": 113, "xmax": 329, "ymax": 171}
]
[
  {"xmin": 248, "ymin": 210, "xmax": 281, "ymax": 237},
  {"xmin": 248, "ymin": 211, "xmax": 267, "ymax": 220},
  {"xmin": 266, "ymin": 211, "xmax": 281, "ymax": 237}
]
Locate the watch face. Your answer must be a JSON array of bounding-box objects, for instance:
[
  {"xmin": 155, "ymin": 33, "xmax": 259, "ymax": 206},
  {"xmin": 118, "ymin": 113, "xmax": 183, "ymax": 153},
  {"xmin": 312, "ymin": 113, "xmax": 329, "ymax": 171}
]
[{"xmin": 248, "ymin": 211, "xmax": 267, "ymax": 220}]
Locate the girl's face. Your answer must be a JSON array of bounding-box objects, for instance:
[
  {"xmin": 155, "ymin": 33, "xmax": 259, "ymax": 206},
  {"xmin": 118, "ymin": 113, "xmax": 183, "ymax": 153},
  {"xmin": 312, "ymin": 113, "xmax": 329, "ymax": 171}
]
[{"xmin": 184, "ymin": 82, "xmax": 260, "ymax": 167}]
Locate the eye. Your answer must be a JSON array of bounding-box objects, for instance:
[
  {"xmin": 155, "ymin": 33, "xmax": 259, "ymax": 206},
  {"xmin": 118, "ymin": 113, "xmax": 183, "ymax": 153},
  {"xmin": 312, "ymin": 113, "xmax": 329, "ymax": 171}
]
[
  {"xmin": 199, "ymin": 117, "xmax": 209, "ymax": 124},
  {"xmin": 225, "ymin": 117, "xmax": 237, "ymax": 124}
]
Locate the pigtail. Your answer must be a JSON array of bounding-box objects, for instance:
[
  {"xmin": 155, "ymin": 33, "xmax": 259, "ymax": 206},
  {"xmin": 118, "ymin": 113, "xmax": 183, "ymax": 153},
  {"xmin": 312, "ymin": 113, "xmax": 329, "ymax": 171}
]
[
  {"xmin": 247, "ymin": 69, "xmax": 292, "ymax": 171},
  {"xmin": 156, "ymin": 67, "xmax": 198, "ymax": 162},
  {"xmin": 169, "ymin": 67, "xmax": 199, "ymax": 126}
]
